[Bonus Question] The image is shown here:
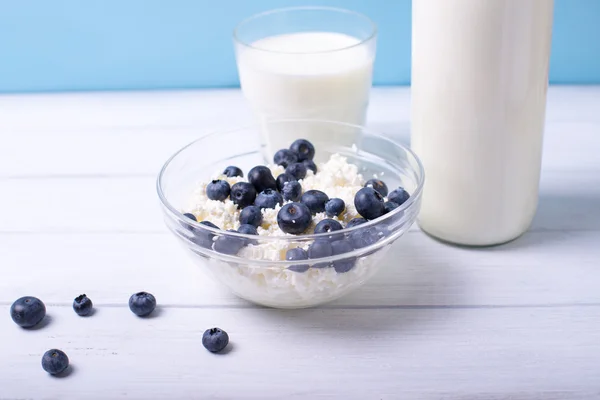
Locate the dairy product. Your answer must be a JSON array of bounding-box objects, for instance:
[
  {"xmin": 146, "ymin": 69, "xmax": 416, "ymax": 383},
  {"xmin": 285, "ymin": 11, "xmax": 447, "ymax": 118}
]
[
  {"xmin": 411, "ymin": 0, "xmax": 554, "ymax": 246},
  {"xmin": 235, "ymin": 32, "xmax": 375, "ymax": 157},
  {"xmin": 182, "ymin": 153, "xmax": 396, "ymax": 308},
  {"xmin": 202, "ymin": 247, "xmax": 389, "ymax": 309},
  {"xmin": 185, "ymin": 154, "xmax": 364, "ymax": 259}
]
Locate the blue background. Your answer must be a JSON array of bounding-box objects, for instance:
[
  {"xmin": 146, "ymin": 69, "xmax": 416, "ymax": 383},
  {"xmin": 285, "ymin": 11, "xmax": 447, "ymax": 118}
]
[{"xmin": 0, "ymin": 0, "xmax": 598, "ymax": 93}]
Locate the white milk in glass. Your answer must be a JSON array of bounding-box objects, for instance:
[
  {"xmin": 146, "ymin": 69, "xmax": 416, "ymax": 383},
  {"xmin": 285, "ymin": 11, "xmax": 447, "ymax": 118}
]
[
  {"xmin": 236, "ymin": 32, "xmax": 374, "ymax": 160},
  {"xmin": 411, "ymin": 0, "xmax": 554, "ymax": 246}
]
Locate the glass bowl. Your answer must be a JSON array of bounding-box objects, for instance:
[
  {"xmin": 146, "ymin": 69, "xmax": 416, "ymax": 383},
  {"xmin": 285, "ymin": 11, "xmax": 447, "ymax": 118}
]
[{"xmin": 157, "ymin": 119, "xmax": 424, "ymax": 308}]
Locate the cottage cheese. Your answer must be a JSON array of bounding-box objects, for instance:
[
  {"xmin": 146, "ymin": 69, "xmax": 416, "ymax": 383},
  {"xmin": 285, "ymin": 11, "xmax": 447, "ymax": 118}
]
[
  {"xmin": 183, "ymin": 153, "xmax": 390, "ymax": 308},
  {"xmin": 185, "ymin": 153, "xmax": 364, "ymax": 258}
]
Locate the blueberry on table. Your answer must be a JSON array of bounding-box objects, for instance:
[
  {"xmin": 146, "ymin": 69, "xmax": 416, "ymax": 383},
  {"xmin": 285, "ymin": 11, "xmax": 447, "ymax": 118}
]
[
  {"xmin": 325, "ymin": 198, "xmax": 345, "ymax": 217},
  {"xmin": 276, "ymin": 173, "xmax": 296, "ymax": 192},
  {"xmin": 308, "ymin": 240, "xmax": 333, "ymax": 268},
  {"xmin": 248, "ymin": 166, "xmax": 277, "ymax": 193},
  {"xmin": 128, "ymin": 291, "xmax": 157, "ymax": 317},
  {"xmin": 303, "ymin": 159, "xmax": 317, "ymax": 174},
  {"xmin": 239, "ymin": 205, "xmax": 262, "ymax": 227},
  {"xmin": 331, "ymin": 240, "xmax": 356, "ymax": 273},
  {"xmin": 182, "ymin": 213, "xmax": 197, "ymax": 222},
  {"xmin": 10, "ymin": 296, "xmax": 46, "ymax": 328},
  {"xmin": 346, "ymin": 218, "xmax": 368, "ymax": 229},
  {"xmin": 255, "ymin": 189, "xmax": 283, "ymax": 209},
  {"xmin": 290, "ymin": 139, "xmax": 315, "ymax": 161},
  {"xmin": 202, "ymin": 327, "xmax": 229, "ymax": 353},
  {"xmin": 286, "ymin": 247, "xmax": 309, "ymax": 273},
  {"xmin": 314, "ymin": 219, "xmax": 343, "ymax": 235},
  {"xmin": 282, "ymin": 180, "xmax": 302, "ymax": 202},
  {"xmin": 42, "ymin": 349, "xmax": 69, "ymax": 375},
  {"xmin": 354, "ymin": 187, "xmax": 386, "ymax": 220},
  {"xmin": 301, "ymin": 190, "xmax": 329, "ymax": 215},
  {"xmin": 273, "ymin": 149, "xmax": 299, "ymax": 168},
  {"xmin": 387, "ymin": 187, "xmax": 411, "ymax": 206},
  {"xmin": 285, "ymin": 162, "xmax": 307, "ymax": 180},
  {"xmin": 73, "ymin": 294, "xmax": 93, "ymax": 317},
  {"xmin": 277, "ymin": 202, "xmax": 312, "ymax": 234},
  {"xmin": 223, "ymin": 166, "xmax": 243, "ymax": 178},
  {"xmin": 206, "ymin": 180, "xmax": 231, "ymax": 201},
  {"xmin": 191, "ymin": 220, "xmax": 220, "ymax": 249},
  {"xmin": 214, "ymin": 230, "xmax": 247, "ymax": 255},
  {"xmin": 230, "ymin": 182, "xmax": 257, "ymax": 209}
]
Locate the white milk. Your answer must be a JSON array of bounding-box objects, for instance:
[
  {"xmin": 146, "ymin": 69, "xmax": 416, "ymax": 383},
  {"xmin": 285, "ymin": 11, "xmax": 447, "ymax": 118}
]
[
  {"xmin": 236, "ymin": 32, "xmax": 375, "ymax": 160},
  {"xmin": 411, "ymin": 0, "xmax": 554, "ymax": 246}
]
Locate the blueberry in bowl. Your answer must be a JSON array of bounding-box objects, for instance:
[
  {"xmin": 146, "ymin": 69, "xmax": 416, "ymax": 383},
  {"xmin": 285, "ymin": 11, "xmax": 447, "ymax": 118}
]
[{"xmin": 157, "ymin": 120, "xmax": 424, "ymax": 309}]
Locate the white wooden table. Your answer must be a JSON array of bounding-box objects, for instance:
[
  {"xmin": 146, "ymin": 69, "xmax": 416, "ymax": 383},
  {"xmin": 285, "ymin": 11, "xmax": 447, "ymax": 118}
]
[{"xmin": 1, "ymin": 87, "xmax": 599, "ymax": 399}]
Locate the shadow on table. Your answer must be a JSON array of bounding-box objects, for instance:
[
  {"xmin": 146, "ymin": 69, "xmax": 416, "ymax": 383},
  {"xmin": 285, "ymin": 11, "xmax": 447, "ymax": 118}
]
[
  {"xmin": 469, "ymin": 192, "xmax": 600, "ymax": 251},
  {"xmin": 50, "ymin": 365, "xmax": 76, "ymax": 379},
  {"xmin": 249, "ymin": 236, "xmax": 464, "ymax": 334},
  {"xmin": 531, "ymin": 192, "xmax": 600, "ymax": 231}
]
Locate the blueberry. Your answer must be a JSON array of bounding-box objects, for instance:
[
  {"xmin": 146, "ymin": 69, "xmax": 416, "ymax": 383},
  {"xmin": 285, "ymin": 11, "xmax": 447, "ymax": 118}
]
[
  {"xmin": 41, "ymin": 349, "xmax": 69, "ymax": 375},
  {"xmin": 314, "ymin": 219, "xmax": 343, "ymax": 235},
  {"xmin": 255, "ymin": 189, "xmax": 283, "ymax": 209},
  {"xmin": 182, "ymin": 213, "xmax": 197, "ymax": 221},
  {"xmin": 191, "ymin": 220, "xmax": 219, "ymax": 249},
  {"xmin": 301, "ymin": 190, "xmax": 329, "ymax": 215},
  {"xmin": 248, "ymin": 166, "xmax": 277, "ymax": 193},
  {"xmin": 276, "ymin": 173, "xmax": 296, "ymax": 192},
  {"xmin": 365, "ymin": 179, "xmax": 389, "ymax": 197},
  {"xmin": 387, "ymin": 187, "xmax": 411, "ymax": 206},
  {"xmin": 285, "ymin": 163, "xmax": 307, "ymax": 180},
  {"xmin": 384, "ymin": 201, "xmax": 400, "ymax": 214},
  {"xmin": 239, "ymin": 205, "xmax": 262, "ymax": 227},
  {"xmin": 331, "ymin": 240, "xmax": 356, "ymax": 273},
  {"xmin": 273, "ymin": 149, "xmax": 299, "ymax": 168},
  {"xmin": 230, "ymin": 182, "xmax": 257, "ymax": 209},
  {"xmin": 10, "ymin": 296, "xmax": 46, "ymax": 328},
  {"xmin": 346, "ymin": 218, "xmax": 368, "ymax": 229},
  {"xmin": 282, "ymin": 180, "xmax": 302, "ymax": 202},
  {"xmin": 180, "ymin": 213, "xmax": 198, "ymax": 233},
  {"xmin": 223, "ymin": 166, "xmax": 243, "ymax": 178},
  {"xmin": 308, "ymin": 240, "xmax": 333, "ymax": 268},
  {"xmin": 238, "ymin": 224, "xmax": 258, "ymax": 235},
  {"xmin": 128, "ymin": 291, "xmax": 157, "ymax": 317},
  {"xmin": 303, "ymin": 159, "xmax": 317, "ymax": 174},
  {"xmin": 354, "ymin": 187, "xmax": 386, "ymax": 220},
  {"xmin": 73, "ymin": 294, "xmax": 93, "ymax": 317},
  {"xmin": 214, "ymin": 230, "xmax": 247, "ymax": 255},
  {"xmin": 286, "ymin": 247, "xmax": 309, "ymax": 273},
  {"xmin": 325, "ymin": 198, "xmax": 345, "ymax": 217},
  {"xmin": 206, "ymin": 180, "xmax": 231, "ymax": 201},
  {"xmin": 290, "ymin": 139, "xmax": 315, "ymax": 161},
  {"xmin": 202, "ymin": 327, "xmax": 229, "ymax": 353},
  {"xmin": 237, "ymin": 224, "xmax": 258, "ymax": 246},
  {"xmin": 277, "ymin": 202, "xmax": 312, "ymax": 234},
  {"xmin": 349, "ymin": 227, "xmax": 382, "ymax": 249}
]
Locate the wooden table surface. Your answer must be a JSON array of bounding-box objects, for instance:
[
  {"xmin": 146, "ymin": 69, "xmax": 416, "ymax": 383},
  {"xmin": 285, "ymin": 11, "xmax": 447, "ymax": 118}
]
[{"xmin": 1, "ymin": 87, "xmax": 599, "ymax": 399}]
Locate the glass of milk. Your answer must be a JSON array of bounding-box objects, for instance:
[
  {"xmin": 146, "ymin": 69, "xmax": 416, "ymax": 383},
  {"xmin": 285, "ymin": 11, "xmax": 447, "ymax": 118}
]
[{"xmin": 233, "ymin": 7, "xmax": 377, "ymax": 161}]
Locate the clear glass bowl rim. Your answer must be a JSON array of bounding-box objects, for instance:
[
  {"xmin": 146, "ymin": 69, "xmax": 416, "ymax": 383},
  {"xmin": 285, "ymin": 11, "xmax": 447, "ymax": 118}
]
[
  {"xmin": 156, "ymin": 119, "xmax": 425, "ymax": 244},
  {"xmin": 232, "ymin": 6, "xmax": 378, "ymax": 55}
]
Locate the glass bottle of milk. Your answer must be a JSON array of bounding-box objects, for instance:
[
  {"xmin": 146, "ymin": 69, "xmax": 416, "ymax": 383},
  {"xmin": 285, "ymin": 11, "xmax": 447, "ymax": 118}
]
[
  {"xmin": 411, "ymin": 0, "xmax": 554, "ymax": 246},
  {"xmin": 234, "ymin": 7, "xmax": 377, "ymax": 161}
]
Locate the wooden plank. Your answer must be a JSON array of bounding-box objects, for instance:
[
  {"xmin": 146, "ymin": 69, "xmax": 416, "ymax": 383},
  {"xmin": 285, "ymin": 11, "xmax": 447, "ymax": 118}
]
[
  {"xmin": 2, "ymin": 87, "xmax": 599, "ymax": 177},
  {"xmin": 1, "ymin": 305, "xmax": 598, "ymax": 399},
  {"xmin": 0, "ymin": 168, "xmax": 597, "ymax": 234},
  {"xmin": 1, "ymin": 230, "xmax": 599, "ymax": 307}
]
